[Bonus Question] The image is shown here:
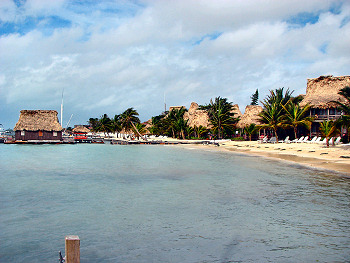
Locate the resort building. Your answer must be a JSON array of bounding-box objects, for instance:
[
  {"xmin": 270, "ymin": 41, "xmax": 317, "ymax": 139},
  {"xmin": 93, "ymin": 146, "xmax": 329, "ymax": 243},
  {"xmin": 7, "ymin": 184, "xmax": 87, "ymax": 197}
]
[
  {"xmin": 72, "ymin": 125, "xmax": 90, "ymax": 141},
  {"xmin": 184, "ymin": 102, "xmax": 210, "ymax": 128},
  {"xmin": 14, "ymin": 110, "xmax": 63, "ymax": 142},
  {"xmin": 237, "ymin": 105, "xmax": 264, "ymax": 139},
  {"xmin": 237, "ymin": 105, "xmax": 263, "ymax": 129},
  {"xmin": 300, "ymin": 75, "xmax": 350, "ymax": 136}
]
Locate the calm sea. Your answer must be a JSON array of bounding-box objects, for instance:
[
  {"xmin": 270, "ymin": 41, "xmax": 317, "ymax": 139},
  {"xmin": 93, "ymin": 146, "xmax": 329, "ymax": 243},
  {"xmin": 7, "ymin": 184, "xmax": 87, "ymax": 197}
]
[{"xmin": 0, "ymin": 144, "xmax": 349, "ymax": 262}]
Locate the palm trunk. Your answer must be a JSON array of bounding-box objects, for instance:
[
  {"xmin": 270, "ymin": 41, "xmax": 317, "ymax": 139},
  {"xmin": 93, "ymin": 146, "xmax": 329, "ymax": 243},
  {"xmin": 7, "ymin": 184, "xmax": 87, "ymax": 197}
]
[
  {"xmin": 131, "ymin": 122, "xmax": 147, "ymax": 141},
  {"xmin": 274, "ymin": 128, "xmax": 278, "ymax": 143},
  {"xmin": 294, "ymin": 126, "xmax": 297, "ymax": 140},
  {"xmin": 326, "ymin": 136, "xmax": 329, "ymax": 147}
]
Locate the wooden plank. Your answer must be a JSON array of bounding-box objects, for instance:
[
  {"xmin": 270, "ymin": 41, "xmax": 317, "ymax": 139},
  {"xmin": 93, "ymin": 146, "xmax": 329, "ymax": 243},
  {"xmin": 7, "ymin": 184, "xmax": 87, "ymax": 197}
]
[{"xmin": 65, "ymin": 235, "xmax": 80, "ymax": 263}]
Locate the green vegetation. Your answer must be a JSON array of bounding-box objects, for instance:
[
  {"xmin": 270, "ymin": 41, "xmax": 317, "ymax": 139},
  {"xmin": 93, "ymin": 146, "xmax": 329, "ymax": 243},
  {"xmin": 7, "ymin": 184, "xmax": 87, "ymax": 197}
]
[
  {"xmin": 250, "ymin": 89, "xmax": 259, "ymax": 105},
  {"xmin": 333, "ymin": 86, "xmax": 350, "ymax": 142},
  {"xmin": 244, "ymin": 123, "xmax": 258, "ymax": 141},
  {"xmin": 87, "ymin": 85, "xmax": 350, "ymax": 141},
  {"xmin": 319, "ymin": 120, "xmax": 337, "ymax": 147},
  {"xmin": 281, "ymin": 101, "xmax": 313, "ymax": 140},
  {"xmin": 199, "ymin": 97, "xmax": 240, "ymax": 139}
]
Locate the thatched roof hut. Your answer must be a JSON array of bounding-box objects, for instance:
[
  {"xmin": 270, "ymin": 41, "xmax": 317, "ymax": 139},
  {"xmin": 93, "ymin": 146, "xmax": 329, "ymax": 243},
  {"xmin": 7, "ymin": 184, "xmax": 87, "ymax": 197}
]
[
  {"xmin": 168, "ymin": 106, "xmax": 186, "ymax": 112},
  {"xmin": 72, "ymin": 126, "xmax": 90, "ymax": 133},
  {"xmin": 300, "ymin": 75, "xmax": 350, "ymax": 109},
  {"xmin": 14, "ymin": 110, "xmax": 63, "ymax": 131},
  {"xmin": 231, "ymin": 104, "xmax": 242, "ymax": 119},
  {"xmin": 237, "ymin": 105, "xmax": 263, "ymax": 129},
  {"xmin": 183, "ymin": 102, "xmax": 211, "ymax": 128}
]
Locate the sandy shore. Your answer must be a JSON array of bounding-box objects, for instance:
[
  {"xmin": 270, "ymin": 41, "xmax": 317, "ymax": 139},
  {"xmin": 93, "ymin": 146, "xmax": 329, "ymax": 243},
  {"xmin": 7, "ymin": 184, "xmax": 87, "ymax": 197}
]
[
  {"xmin": 217, "ymin": 141, "xmax": 350, "ymax": 176},
  {"xmin": 154, "ymin": 138, "xmax": 350, "ymax": 176}
]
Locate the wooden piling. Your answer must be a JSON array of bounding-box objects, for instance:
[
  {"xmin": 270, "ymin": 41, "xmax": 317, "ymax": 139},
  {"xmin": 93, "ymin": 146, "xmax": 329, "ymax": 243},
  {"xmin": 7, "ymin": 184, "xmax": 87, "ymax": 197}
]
[{"xmin": 65, "ymin": 235, "xmax": 80, "ymax": 263}]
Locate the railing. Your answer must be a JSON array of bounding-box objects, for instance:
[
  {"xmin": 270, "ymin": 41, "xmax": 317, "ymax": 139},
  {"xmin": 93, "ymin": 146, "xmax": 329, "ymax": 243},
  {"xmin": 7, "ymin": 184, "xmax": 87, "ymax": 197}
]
[{"xmin": 312, "ymin": 114, "xmax": 341, "ymax": 120}]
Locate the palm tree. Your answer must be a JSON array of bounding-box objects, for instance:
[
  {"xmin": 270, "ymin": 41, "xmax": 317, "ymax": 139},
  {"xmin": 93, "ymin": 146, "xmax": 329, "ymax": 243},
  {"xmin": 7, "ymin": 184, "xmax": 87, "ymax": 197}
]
[
  {"xmin": 259, "ymin": 102, "xmax": 284, "ymax": 142},
  {"xmin": 259, "ymin": 88, "xmax": 293, "ymax": 142},
  {"xmin": 319, "ymin": 120, "xmax": 337, "ymax": 147},
  {"xmin": 185, "ymin": 126, "xmax": 194, "ymax": 139},
  {"xmin": 165, "ymin": 107, "xmax": 187, "ymax": 139},
  {"xmin": 200, "ymin": 97, "xmax": 239, "ymax": 139},
  {"xmin": 96, "ymin": 114, "xmax": 113, "ymax": 136},
  {"xmin": 281, "ymin": 101, "xmax": 313, "ymax": 139},
  {"xmin": 133, "ymin": 123, "xmax": 147, "ymax": 139},
  {"xmin": 119, "ymin": 108, "xmax": 147, "ymax": 141},
  {"xmin": 194, "ymin": 125, "xmax": 208, "ymax": 139},
  {"xmin": 111, "ymin": 114, "xmax": 122, "ymax": 135},
  {"xmin": 244, "ymin": 123, "xmax": 258, "ymax": 141},
  {"xmin": 88, "ymin": 118, "xmax": 99, "ymax": 132}
]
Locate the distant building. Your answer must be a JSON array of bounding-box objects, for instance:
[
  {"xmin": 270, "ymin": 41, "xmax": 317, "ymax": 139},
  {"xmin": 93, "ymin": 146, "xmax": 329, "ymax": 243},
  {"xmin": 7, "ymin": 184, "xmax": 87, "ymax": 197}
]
[
  {"xmin": 72, "ymin": 126, "xmax": 90, "ymax": 140},
  {"xmin": 14, "ymin": 110, "xmax": 63, "ymax": 142},
  {"xmin": 300, "ymin": 75, "xmax": 350, "ymax": 136}
]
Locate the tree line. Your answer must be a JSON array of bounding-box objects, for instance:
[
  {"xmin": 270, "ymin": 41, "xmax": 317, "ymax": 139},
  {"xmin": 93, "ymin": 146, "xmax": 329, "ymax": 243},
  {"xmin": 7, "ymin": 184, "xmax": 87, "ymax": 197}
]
[{"xmin": 87, "ymin": 86, "xmax": 350, "ymax": 146}]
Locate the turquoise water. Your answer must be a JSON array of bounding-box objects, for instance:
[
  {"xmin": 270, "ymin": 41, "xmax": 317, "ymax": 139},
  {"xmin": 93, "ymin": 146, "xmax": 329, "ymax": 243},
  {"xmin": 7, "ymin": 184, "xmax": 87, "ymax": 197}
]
[{"xmin": 0, "ymin": 144, "xmax": 349, "ymax": 262}]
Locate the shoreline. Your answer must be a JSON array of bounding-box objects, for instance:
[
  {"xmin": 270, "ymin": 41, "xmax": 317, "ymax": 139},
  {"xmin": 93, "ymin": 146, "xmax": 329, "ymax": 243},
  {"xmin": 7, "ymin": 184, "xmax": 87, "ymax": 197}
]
[{"xmin": 175, "ymin": 140, "xmax": 350, "ymax": 177}]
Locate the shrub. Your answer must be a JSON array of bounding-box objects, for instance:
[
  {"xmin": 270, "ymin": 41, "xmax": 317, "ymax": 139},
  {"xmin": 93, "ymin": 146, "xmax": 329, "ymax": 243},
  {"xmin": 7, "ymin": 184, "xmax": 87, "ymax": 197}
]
[{"xmin": 231, "ymin": 137, "xmax": 244, "ymax": 141}]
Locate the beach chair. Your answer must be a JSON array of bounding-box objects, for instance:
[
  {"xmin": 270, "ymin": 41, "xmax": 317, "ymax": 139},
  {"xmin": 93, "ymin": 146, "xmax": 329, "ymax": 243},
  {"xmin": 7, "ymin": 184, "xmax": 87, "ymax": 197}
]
[
  {"xmin": 300, "ymin": 136, "xmax": 309, "ymax": 143},
  {"xmin": 334, "ymin": 136, "xmax": 342, "ymax": 145},
  {"xmin": 268, "ymin": 137, "xmax": 277, "ymax": 143},
  {"xmin": 292, "ymin": 136, "xmax": 304, "ymax": 143},
  {"xmin": 307, "ymin": 136, "xmax": 317, "ymax": 143},
  {"xmin": 314, "ymin": 137, "xmax": 322, "ymax": 143},
  {"xmin": 279, "ymin": 136, "xmax": 289, "ymax": 143},
  {"xmin": 317, "ymin": 138, "xmax": 327, "ymax": 144},
  {"xmin": 258, "ymin": 136, "xmax": 268, "ymax": 143}
]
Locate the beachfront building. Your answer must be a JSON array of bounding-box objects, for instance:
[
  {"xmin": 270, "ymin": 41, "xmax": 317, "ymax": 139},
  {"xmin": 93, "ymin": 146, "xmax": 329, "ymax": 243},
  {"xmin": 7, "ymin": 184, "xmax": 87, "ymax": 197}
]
[
  {"xmin": 183, "ymin": 102, "xmax": 211, "ymax": 128},
  {"xmin": 72, "ymin": 125, "xmax": 90, "ymax": 140},
  {"xmin": 14, "ymin": 110, "xmax": 63, "ymax": 142},
  {"xmin": 300, "ymin": 75, "xmax": 350, "ymax": 137},
  {"xmin": 237, "ymin": 105, "xmax": 264, "ymax": 139}
]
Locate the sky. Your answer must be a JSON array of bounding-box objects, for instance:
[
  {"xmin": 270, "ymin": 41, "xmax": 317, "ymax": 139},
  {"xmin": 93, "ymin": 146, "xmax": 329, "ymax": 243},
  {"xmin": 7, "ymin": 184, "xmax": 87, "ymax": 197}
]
[{"xmin": 1, "ymin": 0, "xmax": 350, "ymax": 129}]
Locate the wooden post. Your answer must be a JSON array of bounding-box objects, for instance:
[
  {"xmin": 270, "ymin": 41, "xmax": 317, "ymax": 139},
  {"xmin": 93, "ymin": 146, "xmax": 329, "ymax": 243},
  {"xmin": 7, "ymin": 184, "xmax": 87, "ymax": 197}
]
[{"xmin": 65, "ymin": 235, "xmax": 80, "ymax": 263}]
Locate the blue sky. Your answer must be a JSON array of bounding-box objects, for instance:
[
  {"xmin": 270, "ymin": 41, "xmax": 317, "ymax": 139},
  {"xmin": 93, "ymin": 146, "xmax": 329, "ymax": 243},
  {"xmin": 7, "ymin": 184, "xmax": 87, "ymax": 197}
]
[{"xmin": 1, "ymin": 0, "xmax": 350, "ymax": 129}]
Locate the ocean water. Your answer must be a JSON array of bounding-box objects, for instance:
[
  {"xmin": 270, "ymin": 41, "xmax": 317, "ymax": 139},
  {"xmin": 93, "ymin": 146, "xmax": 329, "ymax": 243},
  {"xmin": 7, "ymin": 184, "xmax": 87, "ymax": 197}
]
[{"xmin": 0, "ymin": 144, "xmax": 349, "ymax": 263}]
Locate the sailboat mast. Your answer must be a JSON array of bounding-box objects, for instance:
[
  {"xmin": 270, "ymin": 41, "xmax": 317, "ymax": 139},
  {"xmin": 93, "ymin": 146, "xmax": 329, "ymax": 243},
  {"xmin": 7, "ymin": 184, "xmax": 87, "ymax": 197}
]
[
  {"xmin": 164, "ymin": 92, "xmax": 166, "ymax": 113},
  {"xmin": 61, "ymin": 89, "xmax": 64, "ymax": 125}
]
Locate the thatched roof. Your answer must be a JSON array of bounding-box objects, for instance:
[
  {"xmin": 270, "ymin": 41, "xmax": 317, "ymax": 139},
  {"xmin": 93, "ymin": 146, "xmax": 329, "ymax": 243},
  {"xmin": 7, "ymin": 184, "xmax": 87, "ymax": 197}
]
[
  {"xmin": 73, "ymin": 126, "xmax": 90, "ymax": 133},
  {"xmin": 300, "ymin": 75, "xmax": 350, "ymax": 109},
  {"xmin": 14, "ymin": 110, "xmax": 63, "ymax": 131},
  {"xmin": 183, "ymin": 102, "xmax": 211, "ymax": 128},
  {"xmin": 231, "ymin": 104, "xmax": 242, "ymax": 119},
  {"xmin": 237, "ymin": 105, "xmax": 263, "ymax": 128},
  {"xmin": 169, "ymin": 106, "xmax": 186, "ymax": 112}
]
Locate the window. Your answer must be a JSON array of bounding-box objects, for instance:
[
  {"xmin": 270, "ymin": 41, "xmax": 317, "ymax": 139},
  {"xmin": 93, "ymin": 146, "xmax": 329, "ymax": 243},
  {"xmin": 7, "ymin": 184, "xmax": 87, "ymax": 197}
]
[
  {"xmin": 39, "ymin": 131, "xmax": 43, "ymax": 137},
  {"xmin": 53, "ymin": 132, "xmax": 57, "ymax": 137},
  {"xmin": 21, "ymin": 131, "xmax": 25, "ymax": 136}
]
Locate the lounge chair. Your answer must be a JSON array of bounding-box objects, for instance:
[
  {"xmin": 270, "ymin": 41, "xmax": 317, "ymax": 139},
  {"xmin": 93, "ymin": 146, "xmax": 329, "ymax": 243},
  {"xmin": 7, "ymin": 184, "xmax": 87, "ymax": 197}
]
[
  {"xmin": 268, "ymin": 137, "xmax": 277, "ymax": 143},
  {"xmin": 317, "ymin": 138, "xmax": 327, "ymax": 144},
  {"xmin": 258, "ymin": 136, "xmax": 268, "ymax": 143},
  {"xmin": 314, "ymin": 137, "xmax": 322, "ymax": 143},
  {"xmin": 300, "ymin": 136, "xmax": 309, "ymax": 143},
  {"xmin": 292, "ymin": 136, "xmax": 304, "ymax": 143},
  {"xmin": 307, "ymin": 136, "xmax": 317, "ymax": 143},
  {"xmin": 279, "ymin": 136, "xmax": 289, "ymax": 143},
  {"xmin": 334, "ymin": 136, "xmax": 342, "ymax": 145}
]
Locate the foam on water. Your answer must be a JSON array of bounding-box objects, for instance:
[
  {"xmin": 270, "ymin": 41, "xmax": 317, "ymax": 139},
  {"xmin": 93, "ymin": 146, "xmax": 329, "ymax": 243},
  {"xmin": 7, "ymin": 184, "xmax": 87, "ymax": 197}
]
[{"xmin": 0, "ymin": 144, "xmax": 349, "ymax": 262}]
